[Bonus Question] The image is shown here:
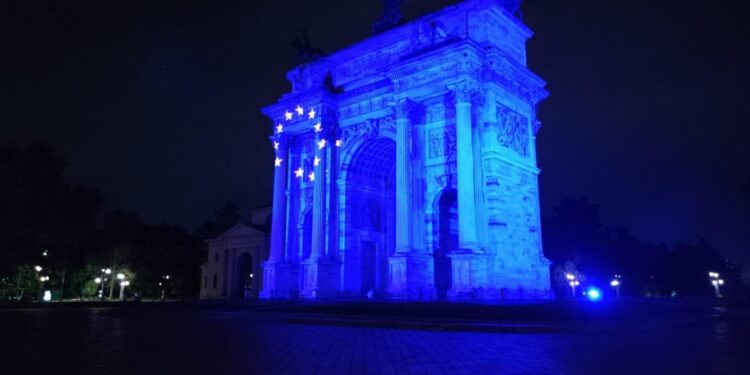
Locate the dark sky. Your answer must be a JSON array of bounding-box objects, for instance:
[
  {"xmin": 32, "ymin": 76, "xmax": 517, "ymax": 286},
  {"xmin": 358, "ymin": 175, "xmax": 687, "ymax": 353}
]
[{"xmin": 2, "ymin": 0, "xmax": 748, "ymax": 266}]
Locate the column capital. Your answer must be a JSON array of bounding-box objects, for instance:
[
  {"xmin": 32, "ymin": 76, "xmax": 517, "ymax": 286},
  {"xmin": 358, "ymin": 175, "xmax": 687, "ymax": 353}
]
[
  {"xmin": 447, "ymin": 80, "xmax": 480, "ymax": 104},
  {"xmin": 394, "ymin": 98, "xmax": 424, "ymax": 124}
]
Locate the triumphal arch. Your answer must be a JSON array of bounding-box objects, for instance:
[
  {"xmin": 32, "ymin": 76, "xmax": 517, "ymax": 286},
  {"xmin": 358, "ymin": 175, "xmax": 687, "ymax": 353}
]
[{"xmin": 260, "ymin": 0, "xmax": 552, "ymax": 301}]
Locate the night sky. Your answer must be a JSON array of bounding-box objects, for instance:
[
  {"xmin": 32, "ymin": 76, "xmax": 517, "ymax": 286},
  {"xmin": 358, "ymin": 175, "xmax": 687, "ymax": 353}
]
[{"xmin": 2, "ymin": 1, "xmax": 748, "ymax": 266}]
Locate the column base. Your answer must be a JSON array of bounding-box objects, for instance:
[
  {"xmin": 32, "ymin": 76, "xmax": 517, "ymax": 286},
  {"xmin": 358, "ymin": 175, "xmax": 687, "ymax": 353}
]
[
  {"xmin": 299, "ymin": 257, "xmax": 341, "ymax": 299},
  {"xmin": 259, "ymin": 261, "xmax": 299, "ymax": 299}
]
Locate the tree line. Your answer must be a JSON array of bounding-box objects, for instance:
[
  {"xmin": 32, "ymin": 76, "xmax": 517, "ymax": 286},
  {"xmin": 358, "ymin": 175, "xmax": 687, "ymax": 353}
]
[
  {"xmin": 0, "ymin": 141, "xmax": 239, "ymax": 301},
  {"xmin": 1, "ymin": 141, "xmax": 746, "ymax": 301},
  {"xmin": 543, "ymin": 198, "xmax": 747, "ymax": 298}
]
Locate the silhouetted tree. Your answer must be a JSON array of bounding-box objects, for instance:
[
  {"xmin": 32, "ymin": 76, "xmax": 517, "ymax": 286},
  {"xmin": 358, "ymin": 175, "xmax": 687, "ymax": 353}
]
[
  {"xmin": 195, "ymin": 201, "xmax": 240, "ymax": 239},
  {"xmin": 0, "ymin": 141, "xmax": 101, "ymax": 300}
]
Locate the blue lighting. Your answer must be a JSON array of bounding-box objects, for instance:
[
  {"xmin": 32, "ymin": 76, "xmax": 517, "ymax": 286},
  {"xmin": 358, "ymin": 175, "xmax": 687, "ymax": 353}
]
[
  {"xmin": 255, "ymin": 0, "xmax": 555, "ymax": 302},
  {"xmin": 586, "ymin": 287, "xmax": 603, "ymax": 302}
]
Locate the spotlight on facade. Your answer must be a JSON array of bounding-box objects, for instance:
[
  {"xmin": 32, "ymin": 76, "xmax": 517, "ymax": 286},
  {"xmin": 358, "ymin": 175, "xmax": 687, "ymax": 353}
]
[{"xmin": 586, "ymin": 287, "xmax": 602, "ymax": 302}]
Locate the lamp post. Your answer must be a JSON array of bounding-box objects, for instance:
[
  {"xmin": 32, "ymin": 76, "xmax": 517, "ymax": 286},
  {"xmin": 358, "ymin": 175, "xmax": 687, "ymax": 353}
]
[
  {"xmin": 708, "ymin": 272, "xmax": 724, "ymax": 298},
  {"xmin": 119, "ymin": 280, "xmax": 130, "ymax": 301},
  {"xmin": 610, "ymin": 274, "xmax": 622, "ymax": 298},
  {"xmin": 99, "ymin": 268, "xmax": 111, "ymax": 301},
  {"xmin": 565, "ymin": 273, "xmax": 580, "ymax": 298},
  {"xmin": 38, "ymin": 275, "xmax": 49, "ymax": 302}
]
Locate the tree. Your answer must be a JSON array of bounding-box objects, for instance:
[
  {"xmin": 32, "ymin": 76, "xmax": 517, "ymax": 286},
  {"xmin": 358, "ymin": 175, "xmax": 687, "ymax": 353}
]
[
  {"xmin": 0, "ymin": 141, "xmax": 101, "ymax": 300},
  {"xmin": 195, "ymin": 201, "xmax": 240, "ymax": 239}
]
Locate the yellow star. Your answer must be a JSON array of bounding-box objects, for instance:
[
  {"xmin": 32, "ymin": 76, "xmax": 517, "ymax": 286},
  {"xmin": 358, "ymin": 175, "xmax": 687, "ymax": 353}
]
[
  {"xmin": 295, "ymin": 105, "xmax": 304, "ymax": 116},
  {"xmin": 284, "ymin": 111, "xmax": 293, "ymax": 121},
  {"xmin": 317, "ymin": 139, "xmax": 327, "ymax": 149},
  {"xmin": 308, "ymin": 108, "xmax": 316, "ymax": 119},
  {"xmin": 294, "ymin": 167, "xmax": 304, "ymax": 178},
  {"xmin": 313, "ymin": 122, "xmax": 322, "ymax": 133},
  {"xmin": 308, "ymin": 171, "xmax": 315, "ymax": 182},
  {"xmin": 335, "ymin": 139, "xmax": 343, "ymax": 147},
  {"xmin": 273, "ymin": 141, "xmax": 279, "ymax": 150},
  {"xmin": 276, "ymin": 124, "xmax": 283, "ymax": 134},
  {"xmin": 314, "ymin": 156, "xmax": 321, "ymax": 167},
  {"xmin": 274, "ymin": 157, "xmax": 283, "ymax": 167}
]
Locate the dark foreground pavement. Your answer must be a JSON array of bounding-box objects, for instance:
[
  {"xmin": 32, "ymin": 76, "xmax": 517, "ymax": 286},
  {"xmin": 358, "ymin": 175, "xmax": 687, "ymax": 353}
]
[{"xmin": 1, "ymin": 299, "xmax": 748, "ymax": 374}]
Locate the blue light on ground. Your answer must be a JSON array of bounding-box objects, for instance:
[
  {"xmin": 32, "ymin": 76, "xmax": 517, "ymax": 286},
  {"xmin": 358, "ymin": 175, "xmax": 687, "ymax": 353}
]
[{"xmin": 586, "ymin": 287, "xmax": 603, "ymax": 302}]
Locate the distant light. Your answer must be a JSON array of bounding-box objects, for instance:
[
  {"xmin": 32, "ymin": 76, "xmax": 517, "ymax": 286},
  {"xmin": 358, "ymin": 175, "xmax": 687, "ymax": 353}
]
[
  {"xmin": 117, "ymin": 273, "xmax": 125, "ymax": 280},
  {"xmin": 104, "ymin": 268, "xmax": 111, "ymax": 275},
  {"xmin": 43, "ymin": 291, "xmax": 52, "ymax": 302},
  {"xmin": 249, "ymin": 273, "xmax": 254, "ymax": 278},
  {"xmin": 35, "ymin": 265, "xmax": 43, "ymax": 272},
  {"xmin": 42, "ymin": 250, "xmax": 48, "ymax": 256},
  {"xmin": 586, "ymin": 287, "xmax": 602, "ymax": 301},
  {"xmin": 165, "ymin": 275, "xmax": 170, "ymax": 280}
]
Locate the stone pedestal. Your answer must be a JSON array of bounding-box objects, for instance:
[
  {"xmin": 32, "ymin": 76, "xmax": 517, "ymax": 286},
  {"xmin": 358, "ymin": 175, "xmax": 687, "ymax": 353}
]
[
  {"xmin": 447, "ymin": 252, "xmax": 488, "ymax": 300},
  {"xmin": 299, "ymin": 257, "xmax": 341, "ymax": 299},
  {"xmin": 387, "ymin": 253, "xmax": 431, "ymax": 300},
  {"xmin": 259, "ymin": 261, "xmax": 299, "ymax": 299}
]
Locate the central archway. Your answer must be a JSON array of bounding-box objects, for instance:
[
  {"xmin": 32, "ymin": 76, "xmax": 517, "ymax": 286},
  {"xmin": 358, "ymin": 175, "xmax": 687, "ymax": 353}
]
[{"xmin": 342, "ymin": 137, "xmax": 396, "ymax": 298}]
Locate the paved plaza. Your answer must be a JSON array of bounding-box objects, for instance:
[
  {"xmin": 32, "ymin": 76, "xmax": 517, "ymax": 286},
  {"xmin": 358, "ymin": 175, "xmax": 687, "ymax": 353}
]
[{"xmin": 1, "ymin": 302, "xmax": 748, "ymax": 374}]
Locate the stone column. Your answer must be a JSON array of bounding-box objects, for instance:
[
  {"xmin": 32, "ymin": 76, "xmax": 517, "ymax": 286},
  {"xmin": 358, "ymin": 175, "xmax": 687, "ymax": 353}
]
[
  {"xmin": 261, "ymin": 136, "xmax": 298, "ymax": 299},
  {"xmin": 310, "ymin": 130, "xmax": 327, "ymax": 259},
  {"xmin": 269, "ymin": 137, "xmax": 288, "ymax": 262},
  {"xmin": 388, "ymin": 98, "xmax": 430, "ymax": 300},
  {"xmin": 285, "ymin": 144, "xmax": 300, "ymax": 261},
  {"xmin": 395, "ymin": 98, "xmax": 413, "ymax": 253},
  {"xmin": 300, "ymin": 119, "xmax": 340, "ymax": 299},
  {"xmin": 448, "ymin": 81, "xmax": 479, "ymax": 251}
]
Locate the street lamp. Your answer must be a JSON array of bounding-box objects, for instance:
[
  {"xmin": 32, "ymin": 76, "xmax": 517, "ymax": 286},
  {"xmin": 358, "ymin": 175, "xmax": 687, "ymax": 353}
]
[
  {"xmin": 610, "ymin": 274, "xmax": 622, "ymax": 298},
  {"xmin": 117, "ymin": 273, "xmax": 125, "ymax": 280},
  {"xmin": 98, "ymin": 268, "xmax": 111, "ymax": 301},
  {"xmin": 119, "ymin": 280, "xmax": 130, "ymax": 301},
  {"xmin": 565, "ymin": 273, "xmax": 580, "ymax": 298},
  {"xmin": 38, "ymin": 275, "xmax": 49, "ymax": 302},
  {"xmin": 708, "ymin": 272, "xmax": 724, "ymax": 298},
  {"xmin": 34, "ymin": 265, "xmax": 43, "ymax": 272}
]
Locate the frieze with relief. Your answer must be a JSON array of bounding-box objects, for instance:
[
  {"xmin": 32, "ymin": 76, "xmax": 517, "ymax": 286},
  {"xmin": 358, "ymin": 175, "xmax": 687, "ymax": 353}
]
[{"xmin": 496, "ymin": 105, "xmax": 529, "ymax": 157}]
